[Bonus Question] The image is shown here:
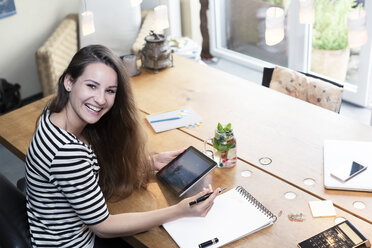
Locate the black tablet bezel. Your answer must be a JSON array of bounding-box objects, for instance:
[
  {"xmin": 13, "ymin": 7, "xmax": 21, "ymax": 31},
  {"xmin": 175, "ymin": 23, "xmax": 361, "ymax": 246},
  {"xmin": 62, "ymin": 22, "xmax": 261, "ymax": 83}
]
[{"xmin": 156, "ymin": 146, "xmax": 217, "ymax": 197}]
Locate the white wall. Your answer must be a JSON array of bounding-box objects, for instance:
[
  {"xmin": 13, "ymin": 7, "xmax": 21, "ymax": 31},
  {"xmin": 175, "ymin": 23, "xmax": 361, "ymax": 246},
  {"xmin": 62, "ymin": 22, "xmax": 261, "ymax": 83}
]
[
  {"xmin": 79, "ymin": 0, "xmax": 142, "ymax": 56},
  {"xmin": 0, "ymin": 0, "xmax": 183, "ymax": 100},
  {"xmin": 0, "ymin": 0, "xmax": 79, "ymax": 99}
]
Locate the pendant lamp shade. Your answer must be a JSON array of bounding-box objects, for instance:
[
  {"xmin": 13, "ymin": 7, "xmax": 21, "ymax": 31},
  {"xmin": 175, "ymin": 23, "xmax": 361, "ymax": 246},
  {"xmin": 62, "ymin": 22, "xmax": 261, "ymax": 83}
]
[
  {"xmin": 299, "ymin": 0, "xmax": 314, "ymax": 24},
  {"xmin": 81, "ymin": 11, "xmax": 95, "ymax": 36},
  {"xmin": 347, "ymin": 9, "xmax": 368, "ymax": 48},
  {"xmin": 131, "ymin": 0, "xmax": 142, "ymax": 7},
  {"xmin": 265, "ymin": 7, "xmax": 285, "ymax": 46},
  {"xmin": 154, "ymin": 5, "xmax": 169, "ymax": 32}
]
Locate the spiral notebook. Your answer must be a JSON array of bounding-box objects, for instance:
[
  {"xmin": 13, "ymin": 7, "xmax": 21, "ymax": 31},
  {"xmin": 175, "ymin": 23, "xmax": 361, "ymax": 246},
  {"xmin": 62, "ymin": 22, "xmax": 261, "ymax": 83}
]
[{"xmin": 163, "ymin": 186, "xmax": 277, "ymax": 248}]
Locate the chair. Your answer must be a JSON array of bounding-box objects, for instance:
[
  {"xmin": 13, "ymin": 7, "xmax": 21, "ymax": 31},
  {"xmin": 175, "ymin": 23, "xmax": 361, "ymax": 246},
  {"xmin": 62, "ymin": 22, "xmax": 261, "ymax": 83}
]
[
  {"xmin": 262, "ymin": 66, "xmax": 344, "ymax": 113},
  {"xmin": 0, "ymin": 173, "xmax": 31, "ymax": 248},
  {"xmin": 17, "ymin": 177, "xmax": 26, "ymax": 194},
  {"xmin": 36, "ymin": 14, "xmax": 79, "ymax": 97}
]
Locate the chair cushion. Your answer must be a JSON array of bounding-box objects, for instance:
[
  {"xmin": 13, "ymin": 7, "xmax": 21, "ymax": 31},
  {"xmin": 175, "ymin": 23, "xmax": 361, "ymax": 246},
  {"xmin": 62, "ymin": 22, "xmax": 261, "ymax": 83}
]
[{"xmin": 269, "ymin": 66, "xmax": 343, "ymax": 112}]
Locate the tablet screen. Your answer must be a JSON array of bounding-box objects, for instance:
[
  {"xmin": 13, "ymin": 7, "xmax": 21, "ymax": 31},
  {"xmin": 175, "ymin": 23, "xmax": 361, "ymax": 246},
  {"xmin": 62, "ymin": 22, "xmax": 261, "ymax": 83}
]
[{"xmin": 156, "ymin": 146, "xmax": 217, "ymax": 197}]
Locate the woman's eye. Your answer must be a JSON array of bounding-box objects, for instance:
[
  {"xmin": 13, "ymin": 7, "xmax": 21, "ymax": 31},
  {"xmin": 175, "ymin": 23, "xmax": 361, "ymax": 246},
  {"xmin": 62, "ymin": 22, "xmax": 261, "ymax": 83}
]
[
  {"xmin": 87, "ymin": 84, "xmax": 96, "ymax": 89},
  {"xmin": 106, "ymin": 89, "xmax": 116, "ymax": 94}
]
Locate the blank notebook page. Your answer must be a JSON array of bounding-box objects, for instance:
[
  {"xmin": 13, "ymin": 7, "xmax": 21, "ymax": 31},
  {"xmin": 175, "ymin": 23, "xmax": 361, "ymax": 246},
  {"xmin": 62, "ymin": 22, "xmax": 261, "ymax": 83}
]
[{"xmin": 163, "ymin": 187, "xmax": 275, "ymax": 248}]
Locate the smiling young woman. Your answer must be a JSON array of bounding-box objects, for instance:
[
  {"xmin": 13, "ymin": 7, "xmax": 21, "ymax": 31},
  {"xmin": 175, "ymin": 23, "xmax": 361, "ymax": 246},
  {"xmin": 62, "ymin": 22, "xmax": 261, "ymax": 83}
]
[
  {"xmin": 47, "ymin": 45, "xmax": 150, "ymax": 201},
  {"xmin": 25, "ymin": 45, "xmax": 220, "ymax": 248}
]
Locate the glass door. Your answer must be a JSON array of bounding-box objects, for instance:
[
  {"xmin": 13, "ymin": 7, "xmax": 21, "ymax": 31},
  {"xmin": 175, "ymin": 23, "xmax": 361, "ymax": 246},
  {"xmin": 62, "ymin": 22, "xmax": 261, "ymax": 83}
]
[
  {"xmin": 309, "ymin": 0, "xmax": 372, "ymax": 106},
  {"xmin": 209, "ymin": 0, "xmax": 372, "ymax": 107},
  {"xmin": 210, "ymin": 0, "xmax": 290, "ymax": 71}
]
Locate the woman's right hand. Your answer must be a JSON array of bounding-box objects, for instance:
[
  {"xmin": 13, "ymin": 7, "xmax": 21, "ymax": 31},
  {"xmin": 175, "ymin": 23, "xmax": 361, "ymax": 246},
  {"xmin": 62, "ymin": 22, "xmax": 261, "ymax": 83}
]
[{"xmin": 176, "ymin": 186, "xmax": 221, "ymax": 218}]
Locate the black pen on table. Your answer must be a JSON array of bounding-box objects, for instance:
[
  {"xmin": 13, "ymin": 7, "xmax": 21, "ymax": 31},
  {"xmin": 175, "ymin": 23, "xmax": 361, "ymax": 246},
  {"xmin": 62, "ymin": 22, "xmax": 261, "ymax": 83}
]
[
  {"xmin": 189, "ymin": 187, "xmax": 227, "ymax": 206},
  {"xmin": 199, "ymin": 237, "xmax": 219, "ymax": 248}
]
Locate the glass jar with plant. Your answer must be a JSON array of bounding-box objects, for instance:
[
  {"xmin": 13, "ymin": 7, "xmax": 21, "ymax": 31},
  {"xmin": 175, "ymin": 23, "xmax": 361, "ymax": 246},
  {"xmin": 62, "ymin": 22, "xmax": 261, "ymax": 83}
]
[{"xmin": 210, "ymin": 123, "xmax": 237, "ymax": 168}]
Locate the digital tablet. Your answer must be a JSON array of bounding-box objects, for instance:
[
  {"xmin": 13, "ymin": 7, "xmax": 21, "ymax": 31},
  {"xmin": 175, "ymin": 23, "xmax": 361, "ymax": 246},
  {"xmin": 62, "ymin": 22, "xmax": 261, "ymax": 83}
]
[{"xmin": 156, "ymin": 146, "xmax": 217, "ymax": 197}]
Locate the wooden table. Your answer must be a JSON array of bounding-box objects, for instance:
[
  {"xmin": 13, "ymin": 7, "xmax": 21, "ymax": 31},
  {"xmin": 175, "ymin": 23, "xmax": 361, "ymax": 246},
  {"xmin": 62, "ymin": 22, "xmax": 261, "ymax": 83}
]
[
  {"xmin": 0, "ymin": 56, "xmax": 371, "ymax": 247},
  {"xmin": 111, "ymin": 126, "xmax": 372, "ymax": 247},
  {"xmin": 0, "ymin": 95, "xmax": 52, "ymax": 161},
  {"xmin": 132, "ymin": 56, "xmax": 372, "ymax": 224}
]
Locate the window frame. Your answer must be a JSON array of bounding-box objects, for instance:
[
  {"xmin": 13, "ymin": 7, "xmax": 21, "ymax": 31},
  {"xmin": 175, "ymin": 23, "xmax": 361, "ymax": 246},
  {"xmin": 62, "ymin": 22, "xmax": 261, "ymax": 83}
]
[{"xmin": 209, "ymin": 0, "xmax": 372, "ymax": 107}]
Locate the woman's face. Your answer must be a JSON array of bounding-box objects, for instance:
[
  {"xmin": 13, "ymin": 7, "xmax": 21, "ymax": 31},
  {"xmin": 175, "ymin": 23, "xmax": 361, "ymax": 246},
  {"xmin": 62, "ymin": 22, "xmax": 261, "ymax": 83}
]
[{"xmin": 64, "ymin": 62, "xmax": 118, "ymax": 127}]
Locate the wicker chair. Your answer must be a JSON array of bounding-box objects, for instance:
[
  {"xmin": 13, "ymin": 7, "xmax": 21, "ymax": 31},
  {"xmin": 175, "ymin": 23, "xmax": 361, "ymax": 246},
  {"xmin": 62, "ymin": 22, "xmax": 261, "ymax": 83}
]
[{"xmin": 35, "ymin": 14, "xmax": 79, "ymax": 97}]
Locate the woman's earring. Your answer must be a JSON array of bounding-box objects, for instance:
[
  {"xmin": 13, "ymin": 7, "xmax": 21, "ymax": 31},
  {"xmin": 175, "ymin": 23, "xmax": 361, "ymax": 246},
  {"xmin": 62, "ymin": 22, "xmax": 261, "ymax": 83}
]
[{"xmin": 66, "ymin": 87, "xmax": 71, "ymax": 92}]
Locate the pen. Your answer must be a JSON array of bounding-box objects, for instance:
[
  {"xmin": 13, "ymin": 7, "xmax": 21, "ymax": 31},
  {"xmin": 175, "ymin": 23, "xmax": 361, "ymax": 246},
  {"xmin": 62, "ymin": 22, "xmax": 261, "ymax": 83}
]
[
  {"xmin": 199, "ymin": 237, "xmax": 219, "ymax": 248},
  {"xmin": 189, "ymin": 187, "xmax": 227, "ymax": 206},
  {"xmin": 150, "ymin": 116, "xmax": 182, "ymax": 123}
]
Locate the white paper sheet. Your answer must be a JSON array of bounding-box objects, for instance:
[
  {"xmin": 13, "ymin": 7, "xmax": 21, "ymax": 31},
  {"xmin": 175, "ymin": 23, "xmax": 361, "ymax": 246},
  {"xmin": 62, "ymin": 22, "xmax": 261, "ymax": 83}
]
[{"xmin": 146, "ymin": 107, "xmax": 202, "ymax": 133}]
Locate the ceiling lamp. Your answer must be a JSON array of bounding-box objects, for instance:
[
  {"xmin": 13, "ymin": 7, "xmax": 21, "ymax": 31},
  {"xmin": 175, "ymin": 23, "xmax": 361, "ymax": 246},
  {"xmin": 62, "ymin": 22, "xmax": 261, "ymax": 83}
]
[
  {"xmin": 298, "ymin": 0, "xmax": 314, "ymax": 24},
  {"xmin": 347, "ymin": 9, "xmax": 368, "ymax": 48},
  {"xmin": 154, "ymin": 5, "xmax": 169, "ymax": 33},
  {"xmin": 265, "ymin": 7, "xmax": 285, "ymax": 46},
  {"xmin": 81, "ymin": 0, "xmax": 94, "ymax": 36},
  {"xmin": 81, "ymin": 11, "xmax": 95, "ymax": 36}
]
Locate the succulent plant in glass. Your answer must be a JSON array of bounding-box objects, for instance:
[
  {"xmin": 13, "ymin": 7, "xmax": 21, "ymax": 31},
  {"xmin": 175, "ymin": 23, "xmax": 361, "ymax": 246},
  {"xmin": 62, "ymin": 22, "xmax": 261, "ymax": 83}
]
[{"xmin": 213, "ymin": 123, "xmax": 237, "ymax": 168}]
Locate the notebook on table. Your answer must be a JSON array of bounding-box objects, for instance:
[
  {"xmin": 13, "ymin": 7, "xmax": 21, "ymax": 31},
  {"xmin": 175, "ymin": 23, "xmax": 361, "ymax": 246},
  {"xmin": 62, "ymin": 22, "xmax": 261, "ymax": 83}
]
[
  {"xmin": 163, "ymin": 186, "xmax": 277, "ymax": 248},
  {"xmin": 323, "ymin": 140, "xmax": 372, "ymax": 192}
]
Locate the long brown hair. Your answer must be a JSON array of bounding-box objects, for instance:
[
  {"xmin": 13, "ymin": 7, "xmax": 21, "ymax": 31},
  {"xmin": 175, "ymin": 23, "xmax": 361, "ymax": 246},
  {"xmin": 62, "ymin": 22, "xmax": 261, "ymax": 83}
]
[{"xmin": 48, "ymin": 44, "xmax": 153, "ymax": 201}]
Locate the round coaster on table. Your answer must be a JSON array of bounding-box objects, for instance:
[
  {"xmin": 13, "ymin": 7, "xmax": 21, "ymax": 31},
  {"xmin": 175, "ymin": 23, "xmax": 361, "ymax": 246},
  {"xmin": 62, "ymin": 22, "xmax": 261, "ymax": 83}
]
[
  {"xmin": 240, "ymin": 170, "xmax": 252, "ymax": 177},
  {"xmin": 353, "ymin": 201, "xmax": 366, "ymax": 210},
  {"xmin": 303, "ymin": 178, "xmax": 315, "ymax": 186},
  {"xmin": 284, "ymin": 191, "xmax": 297, "ymax": 200},
  {"xmin": 259, "ymin": 157, "xmax": 272, "ymax": 166},
  {"xmin": 334, "ymin": 217, "xmax": 346, "ymax": 224}
]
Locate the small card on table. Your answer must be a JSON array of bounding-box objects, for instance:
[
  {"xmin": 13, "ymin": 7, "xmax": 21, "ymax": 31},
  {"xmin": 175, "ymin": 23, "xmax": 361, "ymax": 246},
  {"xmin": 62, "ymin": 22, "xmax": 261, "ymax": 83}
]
[{"xmin": 309, "ymin": 200, "xmax": 337, "ymax": 217}]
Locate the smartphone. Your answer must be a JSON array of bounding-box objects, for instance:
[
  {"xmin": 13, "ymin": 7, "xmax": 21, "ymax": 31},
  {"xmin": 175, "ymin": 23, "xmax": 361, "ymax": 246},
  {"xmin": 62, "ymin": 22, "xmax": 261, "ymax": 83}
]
[{"xmin": 331, "ymin": 161, "xmax": 368, "ymax": 182}]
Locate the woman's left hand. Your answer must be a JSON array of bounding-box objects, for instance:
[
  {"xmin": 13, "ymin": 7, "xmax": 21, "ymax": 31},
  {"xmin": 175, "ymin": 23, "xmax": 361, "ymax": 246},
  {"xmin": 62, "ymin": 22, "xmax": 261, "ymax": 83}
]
[{"xmin": 152, "ymin": 149, "xmax": 185, "ymax": 171}]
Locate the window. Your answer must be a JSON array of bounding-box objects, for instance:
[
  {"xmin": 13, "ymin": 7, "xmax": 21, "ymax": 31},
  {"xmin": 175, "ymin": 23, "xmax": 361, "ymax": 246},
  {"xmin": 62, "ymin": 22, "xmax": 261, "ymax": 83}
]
[
  {"xmin": 218, "ymin": 1, "xmax": 288, "ymax": 66},
  {"xmin": 210, "ymin": 0, "xmax": 372, "ymax": 107}
]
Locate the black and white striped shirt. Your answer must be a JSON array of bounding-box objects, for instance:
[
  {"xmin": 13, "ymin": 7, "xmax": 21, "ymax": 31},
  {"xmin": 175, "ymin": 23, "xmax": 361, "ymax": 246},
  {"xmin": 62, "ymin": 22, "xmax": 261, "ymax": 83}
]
[{"xmin": 25, "ymin": 110, "xmax": 109, "ymax": 247}]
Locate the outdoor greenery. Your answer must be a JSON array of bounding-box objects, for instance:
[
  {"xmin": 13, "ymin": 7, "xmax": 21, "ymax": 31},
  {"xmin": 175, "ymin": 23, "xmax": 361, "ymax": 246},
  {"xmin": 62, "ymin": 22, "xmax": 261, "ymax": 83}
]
[
  {"xmin": 312, "ymin": 0, "xmax": 353, "ymax": 50},
  {"xmin": 267, "ymin": 0, "xmax": 284, "ymax": 5},
  {"xmin": 266, "ymin": 0, "xmax": 290, "ymax": 10}
]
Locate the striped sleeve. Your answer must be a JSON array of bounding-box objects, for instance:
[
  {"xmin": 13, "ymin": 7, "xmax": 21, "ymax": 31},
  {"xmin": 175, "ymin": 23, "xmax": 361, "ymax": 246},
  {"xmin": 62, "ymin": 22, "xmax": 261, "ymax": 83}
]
[{"xmin": 50, "ymin": 143, "xmax": 109, "ymax": 225}]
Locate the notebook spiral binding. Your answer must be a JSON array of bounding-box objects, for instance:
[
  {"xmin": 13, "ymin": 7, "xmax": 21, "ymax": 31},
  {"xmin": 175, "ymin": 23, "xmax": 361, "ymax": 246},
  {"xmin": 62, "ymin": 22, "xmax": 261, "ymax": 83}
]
[{"xmin": 236, "ymin": 186, "xmax": 278, "ymax": 222}]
